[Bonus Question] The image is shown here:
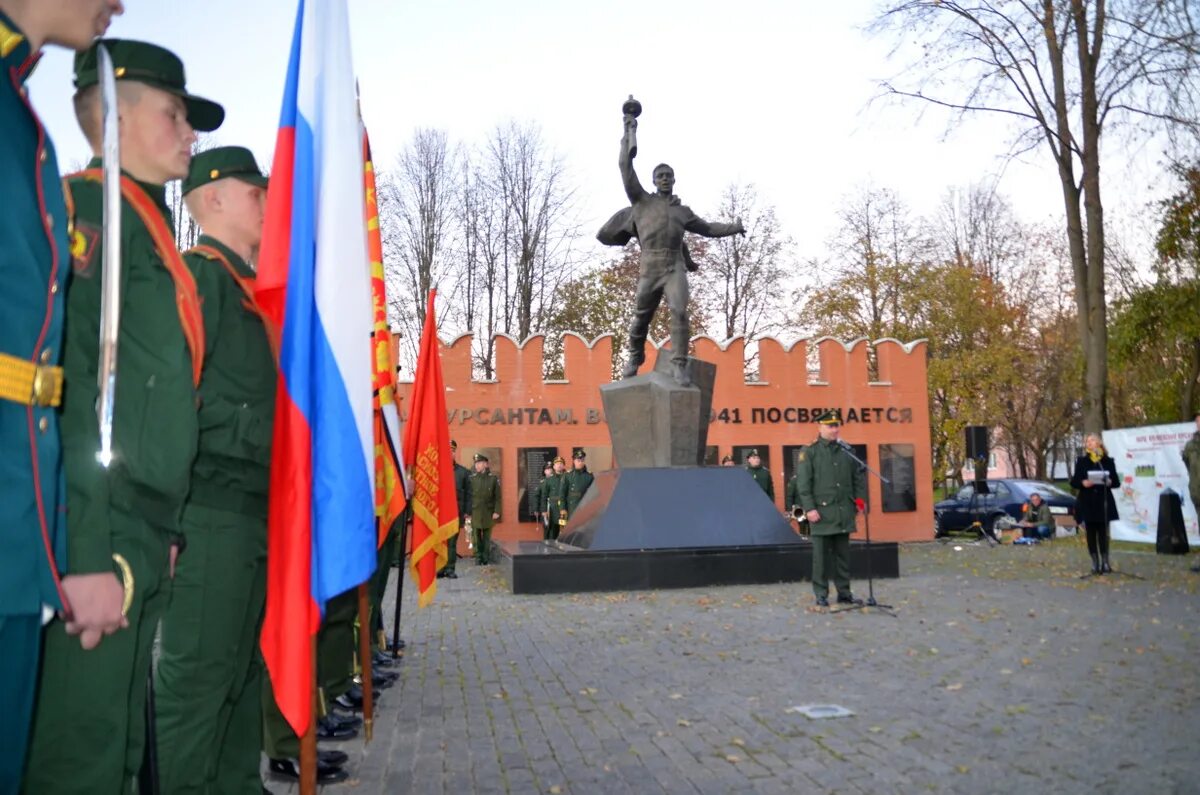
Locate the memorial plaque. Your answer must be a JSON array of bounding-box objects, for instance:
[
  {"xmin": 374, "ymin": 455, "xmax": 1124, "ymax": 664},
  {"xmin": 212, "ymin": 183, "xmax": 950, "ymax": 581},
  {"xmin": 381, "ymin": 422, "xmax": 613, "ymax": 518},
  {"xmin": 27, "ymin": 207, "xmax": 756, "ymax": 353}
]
[
  {"xmin": 850, "ymin": 443, "xmax": 869, "ymax": 508},
  {"xmin": 880, "ymin": 443, "xmax": 917, "ymax": 512},
  {"xmin": 518, "ymin": 446, "xmax": 558, "ymax": 523}
]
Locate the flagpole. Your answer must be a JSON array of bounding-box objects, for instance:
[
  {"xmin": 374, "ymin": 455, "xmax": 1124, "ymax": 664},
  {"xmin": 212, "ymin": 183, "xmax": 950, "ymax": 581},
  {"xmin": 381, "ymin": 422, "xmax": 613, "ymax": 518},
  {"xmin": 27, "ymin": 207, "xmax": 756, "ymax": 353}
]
[
  {"xmin": 391, "ymin": 509, "xmax": 409, "ymax": 659},
  {"xmin": 357, "ymin": 582, "xmax": 374, "ymax": 742},
  {"xmin": 300, "ymin": 636, "xmax": 317, "ymax": 795}
]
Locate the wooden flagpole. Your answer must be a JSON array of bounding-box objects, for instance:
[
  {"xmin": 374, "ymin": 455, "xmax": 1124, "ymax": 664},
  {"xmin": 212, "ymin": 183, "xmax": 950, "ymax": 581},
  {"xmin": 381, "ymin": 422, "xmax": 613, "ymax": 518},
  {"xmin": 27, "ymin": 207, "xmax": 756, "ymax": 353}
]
[
  {"xmin": 300, "ymin": 635, "xmax": 317, "ymax": 795},
  {"xmin": 357, "ymin": 582, "xmax": 374, "ymax": 741}
]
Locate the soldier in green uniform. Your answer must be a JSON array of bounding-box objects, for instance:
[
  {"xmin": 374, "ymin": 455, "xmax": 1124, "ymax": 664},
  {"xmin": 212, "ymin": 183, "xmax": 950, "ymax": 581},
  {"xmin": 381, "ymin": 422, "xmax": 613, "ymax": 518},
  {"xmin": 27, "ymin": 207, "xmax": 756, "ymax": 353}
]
[
  {"xmin": 441, "ymin": 439, "xmax": 471, "ymax": 578},
  {"xmin": 745, "ymin": 449, "xmax": 774, "ymax": 501},
  {"xmin": 26, "ymin": 39, "xmax": 224, "ymax": 793},
  {"xmin": 721, "ymin": 454, "xmax": 735, "ymax": 466},
  {"xmin": 534, "ymin": 462, "xmax": 555, "ymax": 539},
  {"xmin": 546, "ymin": 455, "xmax": 567, "ymax": 540},
  {"xmin": 1183, "ymin": 413, "xmax": 1200, "ymax": 517},
  {"xmin": 1184, "ymin": 414, "xmax": 1200, "ymax": 572},
  {"xmin": 0, "ymin": 4, "xmax": 123, "ymax": 791},
  {"xmin": 261, "ymin": 589, "xmax": 355, "ymax": 784},
  {"xmin": 563, "ymin": 449, "xmax": 595, "ymax": 520},
  {"xmin": 784, "ymin": 468, "xmax": 810, "ymax": 535},
  {"xmin": 784, "ymin": 471, "xmax": 800, "ymax": 515},
  {"xmin": 470, "ymin": 453, "xmax": 501, "ymax": 565},
  {"xmin": 153, "ymin": 146, "xmax": 274, "ymax": 794},
  {"xmin": 794, "ymin": 410, "xmax": 865, "ymax": 608}
]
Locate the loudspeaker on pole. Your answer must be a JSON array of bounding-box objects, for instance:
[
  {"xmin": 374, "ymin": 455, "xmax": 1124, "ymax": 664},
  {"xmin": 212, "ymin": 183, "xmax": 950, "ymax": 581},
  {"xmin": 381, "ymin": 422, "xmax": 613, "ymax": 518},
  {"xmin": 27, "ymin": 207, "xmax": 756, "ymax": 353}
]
[{"xmin": 965, "ymin": 425, "xmax": 989, "ymax": 462}]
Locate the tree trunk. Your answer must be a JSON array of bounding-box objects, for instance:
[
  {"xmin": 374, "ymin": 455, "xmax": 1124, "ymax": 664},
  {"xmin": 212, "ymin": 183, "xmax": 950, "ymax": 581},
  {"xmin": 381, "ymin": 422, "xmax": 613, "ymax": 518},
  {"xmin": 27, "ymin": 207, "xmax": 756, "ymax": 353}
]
[
  {"xmin": 1072, "ymin": 0, "xmax": 1109, "ymax": 433},
  {"xmin": 1182, "ymin": 338, "xmax": 1200, "ymax": 420}
]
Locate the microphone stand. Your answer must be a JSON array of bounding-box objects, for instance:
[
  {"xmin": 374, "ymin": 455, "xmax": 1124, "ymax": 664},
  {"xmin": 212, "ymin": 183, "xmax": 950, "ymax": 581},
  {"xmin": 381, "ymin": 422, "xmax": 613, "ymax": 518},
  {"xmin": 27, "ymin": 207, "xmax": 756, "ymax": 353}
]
[{"xmin": 830, "ymin": 441, "xmax": 896, "ymax": 616}]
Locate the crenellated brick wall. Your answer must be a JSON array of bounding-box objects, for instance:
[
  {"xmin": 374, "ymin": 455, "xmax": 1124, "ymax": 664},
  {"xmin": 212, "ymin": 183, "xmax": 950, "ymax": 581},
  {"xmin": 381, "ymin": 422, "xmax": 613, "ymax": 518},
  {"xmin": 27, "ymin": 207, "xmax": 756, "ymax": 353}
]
[{"xmin": 396, "ymin": 334, "xmax": 933, "ymax": 543}]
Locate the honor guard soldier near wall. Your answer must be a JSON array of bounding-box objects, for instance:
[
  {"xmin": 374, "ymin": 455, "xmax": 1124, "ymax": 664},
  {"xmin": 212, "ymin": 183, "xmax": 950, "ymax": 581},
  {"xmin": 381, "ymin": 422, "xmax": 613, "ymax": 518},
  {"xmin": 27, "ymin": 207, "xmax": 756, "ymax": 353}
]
[
  {"xmin": 0, "ymin": 3, "xmax": 123, "ymax": 790},
  {"xmin": 534, "ymin": 461, "xmax": 555, "ymax": 539},
  {"xmin": 563, "ymin": 449, "xmax": 595, "ymax": 519},
  {"xmin": 26, "ymin": 38, "xmax": 224, "ymax": 793},
  {"xmin": 153, "ymin": 146, "xmax": 274, "ymax": 794},
  {"xmin": 745, "ymin": 449, "xmax": 773, "ymax": 500},
  {"xmin": 441, "ymin": 439, "xmax": 471, "ymax": 578},
  {"xmin": 1183, "ymin": 414, "xmax": 1200, "ymax": 518},
  {"xmin": 784, "ymin": 469, "xmax": 809, "ymax": 534},
  {"xmin": 547, "ymin": 455, "xmax": 567, "ymax": 540},
  {"xmin": 721, "ymin": 454, "xmax": 735, "ymax": 467},
  {"xmin": 794, "ymin": 410, "xmax": 866, "ymax": 608},
  {"xmin": 470, "ymin": 453, "xmax": 501, "ymax": 565}
]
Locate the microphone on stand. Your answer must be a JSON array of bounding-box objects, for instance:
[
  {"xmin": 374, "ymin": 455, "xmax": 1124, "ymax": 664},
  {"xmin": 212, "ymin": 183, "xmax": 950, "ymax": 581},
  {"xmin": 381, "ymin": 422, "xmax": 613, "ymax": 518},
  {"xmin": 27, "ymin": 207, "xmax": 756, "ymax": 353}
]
[{"xmin": 836, "ymin": 438, "xmax": 854, "ymax": 453}]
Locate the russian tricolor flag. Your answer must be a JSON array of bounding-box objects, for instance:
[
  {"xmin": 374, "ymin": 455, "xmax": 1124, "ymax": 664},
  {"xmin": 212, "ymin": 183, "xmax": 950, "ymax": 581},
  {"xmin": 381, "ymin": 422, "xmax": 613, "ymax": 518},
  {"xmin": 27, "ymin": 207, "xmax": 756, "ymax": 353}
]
[{"xmin": 256, "ymin": 0, "xmax": 376, "ymax": 736}]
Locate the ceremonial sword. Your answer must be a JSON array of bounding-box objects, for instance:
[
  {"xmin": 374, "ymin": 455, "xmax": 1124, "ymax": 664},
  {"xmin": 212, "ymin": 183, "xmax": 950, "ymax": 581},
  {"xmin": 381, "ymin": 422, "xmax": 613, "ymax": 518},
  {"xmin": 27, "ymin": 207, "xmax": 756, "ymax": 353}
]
[
  {"xmin": 96, "ymin": 44, "xmax": 121, "ymax": 470},
  {"xmin": 97, "ymin": 44, "xmax": 152, "ymax": 790}
]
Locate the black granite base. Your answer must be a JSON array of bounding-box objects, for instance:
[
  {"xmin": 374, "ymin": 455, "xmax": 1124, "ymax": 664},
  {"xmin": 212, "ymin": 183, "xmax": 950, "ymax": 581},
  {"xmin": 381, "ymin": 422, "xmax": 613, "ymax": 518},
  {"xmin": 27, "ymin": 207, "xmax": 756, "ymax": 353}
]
[{"xmin": 492, "ymin": 538, "xmax": 900, "ymax": 595}]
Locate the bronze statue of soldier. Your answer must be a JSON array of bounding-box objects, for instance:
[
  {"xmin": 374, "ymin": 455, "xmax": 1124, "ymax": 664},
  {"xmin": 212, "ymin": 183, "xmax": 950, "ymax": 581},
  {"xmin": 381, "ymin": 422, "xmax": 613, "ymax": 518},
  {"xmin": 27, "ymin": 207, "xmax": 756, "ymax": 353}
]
[{"xmin": 597, "ymin": 96, "xmax": 745, "ymax": 386}]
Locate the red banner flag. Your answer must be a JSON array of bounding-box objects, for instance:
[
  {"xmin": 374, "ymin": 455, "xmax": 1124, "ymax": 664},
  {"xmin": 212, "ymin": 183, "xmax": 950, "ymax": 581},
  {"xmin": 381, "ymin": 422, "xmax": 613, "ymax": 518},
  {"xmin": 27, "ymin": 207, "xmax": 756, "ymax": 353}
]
[
  {"xmin": 364, "ymin": 128, "xmax": 407, "ymax": 544},
  {"xmin": 401, "ymin": 290, "xmax": 458, "ymax": 605}
]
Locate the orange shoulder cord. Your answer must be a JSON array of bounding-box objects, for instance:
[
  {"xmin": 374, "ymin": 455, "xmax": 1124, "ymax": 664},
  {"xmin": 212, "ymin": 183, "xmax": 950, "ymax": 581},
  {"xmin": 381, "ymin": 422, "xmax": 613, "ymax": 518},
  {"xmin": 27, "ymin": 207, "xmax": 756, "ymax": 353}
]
[
  {"xmin": 186, "ymin": 243, "xmax": 281, "ymax": 362},
  {"xmin": 72, "ymin": 169, "xmax": 205, "ymax": 386}
]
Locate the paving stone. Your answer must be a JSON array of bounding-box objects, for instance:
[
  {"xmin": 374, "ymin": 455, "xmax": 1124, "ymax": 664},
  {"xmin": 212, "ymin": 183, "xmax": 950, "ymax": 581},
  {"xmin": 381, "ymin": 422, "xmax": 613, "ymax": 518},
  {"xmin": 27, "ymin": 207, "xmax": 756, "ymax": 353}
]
[{"xmin": 262, "ymin": 541, "xmax": 1200, "ymax": 793}]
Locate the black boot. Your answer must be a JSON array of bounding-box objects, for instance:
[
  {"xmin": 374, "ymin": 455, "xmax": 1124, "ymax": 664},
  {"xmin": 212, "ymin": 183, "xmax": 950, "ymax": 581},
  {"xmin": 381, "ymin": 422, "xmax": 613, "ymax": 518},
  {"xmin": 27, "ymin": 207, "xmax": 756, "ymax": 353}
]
[
  {"xmin": 1100, "ymin": 554, "xmax": 1112, "ymax": 574},
  {"xmin": 1090, "ymin": 553, "xmax": 1101, "ymax": 574}
]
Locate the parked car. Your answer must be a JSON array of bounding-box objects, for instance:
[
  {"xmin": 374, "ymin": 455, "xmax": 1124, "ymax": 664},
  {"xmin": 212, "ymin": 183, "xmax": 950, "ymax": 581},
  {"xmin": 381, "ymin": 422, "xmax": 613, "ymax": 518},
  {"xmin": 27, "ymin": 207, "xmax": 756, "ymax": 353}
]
[{"xmin": 933, "ymin": 479, "xmax": 1076, "ymax": 537}]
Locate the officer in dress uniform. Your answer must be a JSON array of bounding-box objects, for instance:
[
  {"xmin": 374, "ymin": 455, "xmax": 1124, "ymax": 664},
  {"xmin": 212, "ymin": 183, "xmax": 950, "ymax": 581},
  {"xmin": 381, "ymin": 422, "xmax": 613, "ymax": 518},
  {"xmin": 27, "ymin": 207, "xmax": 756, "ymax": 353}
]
[
  {"xmin": 154, "ymin": 146, "xmax": 277, "ymax": 793},
  {"xmin": 470, "ymin": 453, "xmax": 501, "ymax": 565},
  {"xmin": 562, "ymin": 449, "xmax": 594, "ymax": 521},
  {"xmin": 0, "ymin": 3, "xmax": 123, "ymax": 790},
  {"xmin": 26, "ymin": 38, "xmax": 224, "ymax": 793},
  {"xmin": 794, "ymin": 410, "xmax": 866, "ymax": 608},
  {"xmin": 744, "ymin": 449, "xmax": 774, "ymax": 500}
]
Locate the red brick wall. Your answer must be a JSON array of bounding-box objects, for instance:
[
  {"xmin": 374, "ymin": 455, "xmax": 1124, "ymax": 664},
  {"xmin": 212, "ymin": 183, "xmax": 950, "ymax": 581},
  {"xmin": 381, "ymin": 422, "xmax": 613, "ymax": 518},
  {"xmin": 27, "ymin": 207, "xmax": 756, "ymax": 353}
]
[{"xmin": 395, "ymin": 333, "xmax": 933, "ymax": 544}]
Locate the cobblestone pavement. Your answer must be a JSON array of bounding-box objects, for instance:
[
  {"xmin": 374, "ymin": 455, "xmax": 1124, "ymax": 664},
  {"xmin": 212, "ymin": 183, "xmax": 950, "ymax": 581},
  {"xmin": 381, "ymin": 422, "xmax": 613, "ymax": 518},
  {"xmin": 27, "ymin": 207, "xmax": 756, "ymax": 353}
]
[{"xmin": 266, "ymin": 538, "xmax": 1200, "ymax": 794}]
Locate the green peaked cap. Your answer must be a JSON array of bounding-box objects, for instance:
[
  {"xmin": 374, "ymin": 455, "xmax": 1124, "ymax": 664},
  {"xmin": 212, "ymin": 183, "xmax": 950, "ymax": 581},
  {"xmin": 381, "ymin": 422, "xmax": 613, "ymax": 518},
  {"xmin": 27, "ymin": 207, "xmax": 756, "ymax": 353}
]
[
  {"xmin": 183, "ymin": 146, "xmax": 268, "ymax": 195},
  {"xmin": 74, "ymin": 38, "xmax": 224, "ymax": 132}
]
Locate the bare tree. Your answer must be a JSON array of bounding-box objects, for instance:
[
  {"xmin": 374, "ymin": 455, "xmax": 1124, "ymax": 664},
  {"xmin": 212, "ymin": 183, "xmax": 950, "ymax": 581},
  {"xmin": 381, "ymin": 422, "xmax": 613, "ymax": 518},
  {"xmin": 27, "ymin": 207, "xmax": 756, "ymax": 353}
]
[
  {"xmin": 798, "ymin": 187, "xmax": 926, "ymax": 340},
  {"xmin": 930, "ymin": 182, "xmax": 1025, "ymax": 280},
  {"xmin": 484, "ymin": 121, "xmax": 579, "ymax": 341},
  {"xmin": 457, "ymin": 154, "xmax": 507, "ymax": 378},
  {"xmin": 872, "ymin": 0, "xmax": 1200, "ymax": 433},
  {"xmin": 389, "ymin": 128, "xmax": 459, "ymax": 328},
  {"xmin": 692, "ymin": 183, "xmax": 792, "ymax": 342}
]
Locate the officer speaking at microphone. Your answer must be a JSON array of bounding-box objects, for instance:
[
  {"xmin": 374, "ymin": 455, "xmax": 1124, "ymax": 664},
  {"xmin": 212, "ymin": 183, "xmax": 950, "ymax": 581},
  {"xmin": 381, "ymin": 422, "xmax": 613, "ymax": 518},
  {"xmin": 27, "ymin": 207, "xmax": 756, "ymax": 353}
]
[{"xmin": 794, "ymin": 409, "xmax": 866, "ymax": 608}]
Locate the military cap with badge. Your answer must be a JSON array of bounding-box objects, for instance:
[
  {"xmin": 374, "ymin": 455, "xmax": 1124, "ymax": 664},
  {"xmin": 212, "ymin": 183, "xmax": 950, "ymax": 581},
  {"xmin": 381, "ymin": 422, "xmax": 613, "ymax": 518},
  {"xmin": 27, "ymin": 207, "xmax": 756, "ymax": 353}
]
[
  {"xmin": 74, "ymin": 38, "xmax": 224, "ymax": 131},
  {"xmin": 182, "ymin": 146, "xmax": 269, "ymax": 195}
]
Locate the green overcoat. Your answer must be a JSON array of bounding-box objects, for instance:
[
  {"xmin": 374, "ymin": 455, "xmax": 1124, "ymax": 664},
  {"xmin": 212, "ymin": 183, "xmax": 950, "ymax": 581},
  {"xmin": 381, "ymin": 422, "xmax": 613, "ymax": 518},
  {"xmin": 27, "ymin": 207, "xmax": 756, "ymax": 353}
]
[{"xmin": 793, "ymin": 437, "xmax": 865, "ymax": 536}]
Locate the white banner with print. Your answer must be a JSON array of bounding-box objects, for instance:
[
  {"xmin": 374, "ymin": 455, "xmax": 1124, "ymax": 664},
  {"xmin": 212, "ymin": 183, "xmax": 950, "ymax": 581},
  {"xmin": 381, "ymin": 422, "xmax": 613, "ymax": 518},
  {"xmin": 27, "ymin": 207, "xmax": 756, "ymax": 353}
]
[{"xmin": 1102, "ymin": 423, "xmax": 1198, "ymax": 544}]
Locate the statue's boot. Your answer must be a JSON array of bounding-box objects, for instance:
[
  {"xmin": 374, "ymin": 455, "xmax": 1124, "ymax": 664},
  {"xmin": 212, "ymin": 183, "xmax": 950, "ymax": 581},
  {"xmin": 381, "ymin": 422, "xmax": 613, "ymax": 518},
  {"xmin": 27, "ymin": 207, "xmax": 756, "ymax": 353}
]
[
  {"xmin": 671, "ymin": 359, "xmax": 692, "ymax": 387},
  {"xmin": 621, "ymin": 347, "xmax": 644, "ymax": 379},
  {"xmin": 669, "ymin": 318, "xmax": 690, "ymax": 386}
]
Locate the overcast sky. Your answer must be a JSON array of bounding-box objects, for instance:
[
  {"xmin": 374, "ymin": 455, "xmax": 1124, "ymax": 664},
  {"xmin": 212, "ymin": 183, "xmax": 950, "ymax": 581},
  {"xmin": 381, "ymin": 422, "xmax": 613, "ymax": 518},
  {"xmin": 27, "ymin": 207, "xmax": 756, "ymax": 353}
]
[{"xmin": 28, "ymin": 0, "xmax": 1163, "ymax": 267}]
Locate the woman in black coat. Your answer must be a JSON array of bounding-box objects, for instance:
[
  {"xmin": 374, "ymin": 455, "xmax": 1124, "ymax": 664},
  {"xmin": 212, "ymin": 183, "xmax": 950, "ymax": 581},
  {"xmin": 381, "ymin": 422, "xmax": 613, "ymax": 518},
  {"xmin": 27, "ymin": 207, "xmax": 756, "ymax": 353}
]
[{"xmin": 1070, "ymin": 433, "xmax": 1120, "ymax": 574}]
